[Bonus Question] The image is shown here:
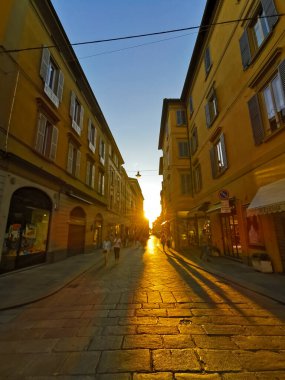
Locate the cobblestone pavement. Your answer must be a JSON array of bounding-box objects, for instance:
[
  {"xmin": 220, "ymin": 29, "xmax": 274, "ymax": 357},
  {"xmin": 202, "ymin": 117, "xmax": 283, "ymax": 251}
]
[{"xmin": 1, "ymin": 236, "xmax": 285, "ymax": 379}]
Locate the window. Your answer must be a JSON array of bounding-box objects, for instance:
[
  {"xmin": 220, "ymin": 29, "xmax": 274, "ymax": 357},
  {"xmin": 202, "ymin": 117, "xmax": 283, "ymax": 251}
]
[
  {"xmin": 180, "ymin": 172, "xmax": 192, "ymax": 195},
  {"xmin": 248, "ymin": 60, "xmax": 285, "ymax": 144},
  {"xmin": 40, "ymin": 48, "xmax": 64, "ymax": 108},
  {"xmin": 193, "ymin": 164, "xmax": 202, "ymax": 193},
  {"xmin": 190, "ymin": 126, "xmax": 198, "ymax": 155},
  {"xmin": 205, "ymin": 88, "xmax": 218, "ymax": 127},
  {"xmin": 35, "ymin": 113, "xmax": 58, "ymax": 161},
  {"xmin": 67, "ymin": 142, "xmax": 81, "ymax": 178},
  {"xmin": 86, "ymin": 160, "xmax": 95, "ymax": 188},
  {"xmin": 70, "ymin": 91, "xmax": 84, "ymax": 136},
  {"xmin": 87, "ymin": 119, "xmax": 96, "ymax": 153},
  {"xmin": 176, "ymin": 110, "xmax": 186, "ymax": 126},
  {"xmin": 210, "ymin": 133, "xmax": 228, "ymax": 178},
  {"xmin": 98, "ymin": 171, "xmax": 105, "ymax": 195},
  {"xmin": 178, "ymin": 141, "xmax": 189, "ymax": 158},
  {"xmin": 99, "ymin": 138, "xmax": 106, "ymax": 165},
  {"xmin": 204, "ymin": 46, "xmax": 212, "ymax": 74},
  {"xmin": 239, "ymin": 0, "xmax": 278, "ymax": 69}
]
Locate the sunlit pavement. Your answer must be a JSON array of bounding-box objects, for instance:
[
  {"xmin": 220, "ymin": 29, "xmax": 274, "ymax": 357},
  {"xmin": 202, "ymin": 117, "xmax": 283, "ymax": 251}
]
[{"xmin": 0, "ymin": 236, "xmax": 285, "ymax": 378}]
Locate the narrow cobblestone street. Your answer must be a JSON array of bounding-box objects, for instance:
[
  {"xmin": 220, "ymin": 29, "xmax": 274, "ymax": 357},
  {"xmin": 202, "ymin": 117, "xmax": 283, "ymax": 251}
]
[{"xmin": 1, "ymin": 236, "xmax": 285, "ymax": 379}]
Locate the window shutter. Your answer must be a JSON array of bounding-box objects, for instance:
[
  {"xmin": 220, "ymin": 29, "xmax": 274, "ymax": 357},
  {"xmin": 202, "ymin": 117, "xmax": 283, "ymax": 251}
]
[
  {"xmin": 80, "ymin": 105, "xmax": 84, "ymax": 131},
  {"xmin": 70, "ymin": 91, "xmax": 76, "ymax": 118},
  {"xmin": 102, "ymin": 174, "xmax": 105, "ymax": 195},
  {"xmin": 261, "ymin": 0, "xmax": 278, "ymax": 30},
  {"xmin": 278, "ymin": 60, "xmax": 285, "ymax": 99},
  {"xmin": 40, "ymin": 47, "xmax": 50, "ymax": 82},
  {"xmin": 57, "ymin": 71, "xmax": 64, "ymax": 102},
  {"xmin": 75, "ymin": 150, "xmax": 81, "ymax": 178},
  {"xmin": 205, "ymin": 103, "xmax": 211, "ymax": 127},
  {"xmin": 189, "ymin": 96, "xmax": 194, "ymax": 114},
  {"xmin": 35, "ymin": 114, "xmax": 46, "ymax": 153},
  {"xmin": 87, "ymin": 119, "xmax": 91, "ymax": 142},
  {"xmin": 181, "ymin": 110, "xmax": 186, "ymax": 124},
  {"xmin": 67, "ymin": 143, "xmax": 73, "ymax": 173},
  {"xmin": 204, "ymin": 47, "xmax": 211, "ymax": 72},
  {"xmin": 220, "ymin": 133, "xmax": 228, "ymax": 170},
  {"xmin": 49, "ymin": 126, "xmax": 58, "ymax": 161},
  {"xmin": 86, "ymin": 161, "xmax": 90, "ymax": 185},
  {"xmin": 176, "ymin": 111, "xmax": 181, "ymax": 125},
  {"xmin": 239, "ymin": 30, "xmax": 251, "ymax": 69},
  {"xmin": 91, "ymin": 165, "xmax": 95, "ymax": 188},
  {"xmin": 210, "ymin": 146, "xmax": 217, "ymax": 179},
  {"xmin": 248, "ymin": 94, "xmax": 264, "ymax": 145}
]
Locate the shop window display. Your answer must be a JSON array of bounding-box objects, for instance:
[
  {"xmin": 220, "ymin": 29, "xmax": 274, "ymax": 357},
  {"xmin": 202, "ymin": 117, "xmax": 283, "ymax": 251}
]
[{"xmin": 1, "ymin": 187, "xmax": 51, "ymax": 272}]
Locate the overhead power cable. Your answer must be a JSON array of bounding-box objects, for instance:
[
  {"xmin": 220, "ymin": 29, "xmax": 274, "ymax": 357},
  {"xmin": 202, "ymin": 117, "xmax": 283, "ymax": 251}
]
[{"xmin": 1, "ymin": 14, "xmax": 284, "ymax": 54}]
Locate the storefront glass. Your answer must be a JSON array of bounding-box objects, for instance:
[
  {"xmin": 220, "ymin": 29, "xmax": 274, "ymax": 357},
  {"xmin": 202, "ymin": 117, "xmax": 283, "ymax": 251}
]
[{"xmin": 1, "ymin": 187, "xmax": 51, "ymax": 272}]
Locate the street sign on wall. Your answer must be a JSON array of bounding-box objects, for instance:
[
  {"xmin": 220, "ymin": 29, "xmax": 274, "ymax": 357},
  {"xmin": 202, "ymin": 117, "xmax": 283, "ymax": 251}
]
[
  {"xmin": 221, "ymin": 199, "xmax": 231, "ymax": 213},
  {"xmin": 218, "ymin": 189, "xmax": 229, "ymax": 200}
]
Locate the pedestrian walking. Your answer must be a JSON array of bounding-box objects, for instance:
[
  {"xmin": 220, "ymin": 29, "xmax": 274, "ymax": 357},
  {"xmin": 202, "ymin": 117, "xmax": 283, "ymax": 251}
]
[
  {"xmin": 161, "ymin": 233, "xmax": 166, "ymax": 251},
  {"xmin": 113, "ymin": 235, "xmax": 122, "ymax": 263},
  {"xmin": 200, "ymin": 229, "xmax": 211, "ymax": 262},
  {"xmin": 102, "ymin": 237, "xmax": 111, "ymax": 266}
]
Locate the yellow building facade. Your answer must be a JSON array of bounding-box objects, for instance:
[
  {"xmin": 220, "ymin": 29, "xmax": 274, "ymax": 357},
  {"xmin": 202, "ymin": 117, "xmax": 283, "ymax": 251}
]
[
  {"xmin": 159, "ymin": 0, "xmax": 285, "ymax": 272},
  {"xmin": 0, "ymin": 0, "xmax": 146, "ymax": 272}
]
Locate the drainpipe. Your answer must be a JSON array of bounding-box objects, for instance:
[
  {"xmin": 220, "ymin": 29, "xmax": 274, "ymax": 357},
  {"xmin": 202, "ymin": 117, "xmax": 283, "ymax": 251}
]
[{"xmin": 4, "ymin": 69, "xmax": 19, "ymax": 152}]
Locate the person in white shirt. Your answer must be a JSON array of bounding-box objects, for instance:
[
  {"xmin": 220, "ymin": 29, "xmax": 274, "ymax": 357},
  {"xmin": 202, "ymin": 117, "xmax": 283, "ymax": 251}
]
[
  {"xmin": 113, "ymin": 235, "xmax": 122, "ymax": 263},
  {"xmin": 102, "ymin": 237, "xmax": 112, "ymax": 266}
]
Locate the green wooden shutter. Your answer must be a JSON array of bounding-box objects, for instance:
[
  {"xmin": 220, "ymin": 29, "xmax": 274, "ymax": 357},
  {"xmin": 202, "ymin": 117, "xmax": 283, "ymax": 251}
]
[
  {"xmin": 79, "ymin": 105, "xmax": 84, "ymax": 132},
  {"xmin": 248, "ymin": 95, "xmax": 264, "ymax": 145},
  {"xmin": 70, "ymin": 91, "xmax": 76, "ymax": 118},
  {"xmin": 210, "ymin": 146, "xmax": 217, "ymax": 179},
  {"xmin": 261, "ymin": 0, "xmax": 278, "ymax": 30},
  {"xmin": 87, "ymin": 119, "xmax": 91, "ymax": 142},
  {"xmin": 205, "ymin": 103, "xmax": 211, "ymax": 127},
  {"xmin": 40, "ymin": 47, "xmax": 50, "ymax": 82},
  {"xmin": 75, "ymin": 150, "xmax": 81, "ymax": 178},
  {"xmin": 49, "ymin": 126, "xmax": 58, "ymax": 161},
  {"xmin": 86, "ymin": 160, "xmax": 90, "ymax": 185},
  {"xmin": 67, "ymin": 143, "xmax": 73, "ymax": 173},
  {"xmin": 35, "ymin": 114, "xmax": 46, "ymax": 153},
  {"xmin": 278, "ymin": 60, "xmax": 285, "ymax": 98},
  {"xmin": 239, "ymin": 30, "xmax": 251, "ymax": 69},
  {"xmin": 91, "ymin": 165, "xmax": 95, "ymax": 189},
  {"xmin": 57, "ymin": 71, "xmax": 64, "ymax": 102}
]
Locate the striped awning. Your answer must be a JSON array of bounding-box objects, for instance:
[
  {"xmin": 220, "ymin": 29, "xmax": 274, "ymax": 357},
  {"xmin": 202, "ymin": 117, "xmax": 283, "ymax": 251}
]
[{"xmin": 247, "ymin": 178, "xmax": 285, "ymax": 216}]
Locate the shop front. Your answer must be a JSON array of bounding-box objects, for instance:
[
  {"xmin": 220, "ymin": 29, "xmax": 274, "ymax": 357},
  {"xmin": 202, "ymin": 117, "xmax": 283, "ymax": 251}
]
[
  {"xmin": 1, "ymin": 187, "xmax": 52, "ymax": 273},
  {"xmin": 247, "ymin": 178, "xmax": 285, "ymax": 272}
]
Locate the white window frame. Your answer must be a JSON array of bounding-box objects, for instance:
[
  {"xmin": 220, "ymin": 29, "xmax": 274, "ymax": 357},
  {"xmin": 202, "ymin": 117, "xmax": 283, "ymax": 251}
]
[
  {"xmin": 86, "ymin": 160, "xmax": 95, "ymax": 188},
  {"xmin": 210, "ymin": 133, "xmax": 228, "ymax": 178},
  {"xmin": 98, "ymin": 171, "xmax": 105, "ymax": 195},
  {"xmin": 99, "ymin": 138, "xmax": 106, "ymax": 165},
  {"xmin": 262, "ymin": 73, "xmax": 285, "ymax": 132},
  {"xmin": 178, "ymin": 141, "xmax": 189, "ymax": 158},
  {"xmin": 87, "ymin": 119, "xmax": 96, "ymax": 153},
  {"xmin": 180, "ymin": 172, "xmax": 191, "ymax": 195},
  {"xmin": 176, "ymin": 110, "xmax": 186, "ymax": 126},
  {"xmin": 40, "ymin": 47, "xmax": 64, "ymax": 108},
  {"xmin": 70, "ymin": 91, "xmax": 84, "ymax": 136},
  {"xmin": 205, "ymin": 88, "xmax": 218, "ymax": 127},
  {"xmin": 67, "ymin": 142, "xmax": 81, "ymax": 178}
]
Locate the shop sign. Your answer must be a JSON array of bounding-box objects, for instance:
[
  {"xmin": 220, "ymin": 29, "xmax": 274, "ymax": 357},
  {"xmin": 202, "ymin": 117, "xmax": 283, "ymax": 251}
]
[{"xmin": 220, "ymin": 199, "xmax": 231, "ymax": 213}]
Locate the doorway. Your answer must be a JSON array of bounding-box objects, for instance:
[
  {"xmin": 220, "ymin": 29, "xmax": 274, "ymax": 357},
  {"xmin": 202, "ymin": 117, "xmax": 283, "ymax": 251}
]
[{"xmin": 220, "ymin": 213, "xmax": 241, "ymax": 259}]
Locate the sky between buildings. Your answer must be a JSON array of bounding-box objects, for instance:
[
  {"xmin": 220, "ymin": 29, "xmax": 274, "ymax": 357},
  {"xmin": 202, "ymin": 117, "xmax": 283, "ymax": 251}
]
[{"xmin": 50, "ymin": 0, "xmax": 207, "ymax": 224}]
